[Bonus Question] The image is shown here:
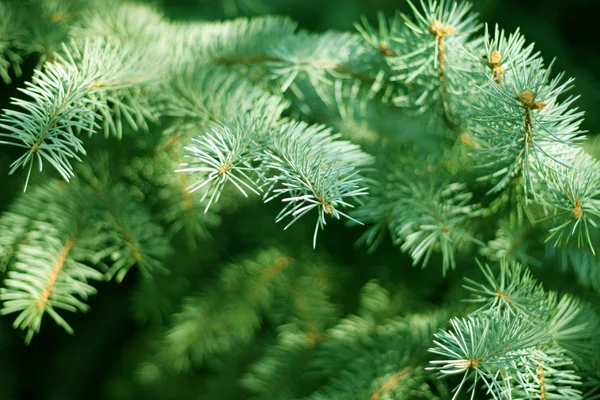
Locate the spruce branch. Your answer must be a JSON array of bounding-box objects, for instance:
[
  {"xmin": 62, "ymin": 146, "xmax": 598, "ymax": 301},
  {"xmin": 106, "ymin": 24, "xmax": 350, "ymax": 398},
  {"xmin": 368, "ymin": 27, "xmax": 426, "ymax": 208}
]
[
  {"xmin": 177, "ymin": 89, "xmax": 372, "ymax": 246},
  {"xmin": 0, "ymin": 55, "xmax": 95, "ymax": 187},
  {"xmin": 391, "ymin": 181, "xmax": 482, "ymax": 273},
  {"xmin": 0, "ymin": 38, "xmax": 165, "ymax": 188},
  {"xmin": 0, "ymin": 182, "xmax": 104, "ymax": 344},
  {"xmin": 0, "ymin": 183, "xmax": 58, "ymax": 271},
  {"xmin": 540, "ymin": 151, "xmax": 600, "ymax": 255},
  {"xmin": 430, "ymin": 260, "xmax": 600, "ymax": 399},
  {"xmin": 429, "ymin": 312, "xmax": 554, "ymax": 400},
  {"xmin": 390, "ymin": 0, "xmax": 481, "ymax": 119},
  {"xmin": 462, "ymin": 259, "xmax": 546, "ymax": 315},
  {"xmin": 180, "ymin": 117, "xmax": 269, "ymax": 211},
  {"xmin": 140, "ymin": 249, "xmax": 291, "ymax": 376},
  {"xmin": 0, "ymin": 170, "xmax": 170, "ymax": 342},
  {"xmin": 470, "ymin": 42, "xmax": 585, "ymax": 197},
  {"xmin": 263, "ymin": 121, "xmax": 371, "ymax": 247},
  {"xmin": 0, "ymin": 224, "xmax": 103, "ymax": 344}
]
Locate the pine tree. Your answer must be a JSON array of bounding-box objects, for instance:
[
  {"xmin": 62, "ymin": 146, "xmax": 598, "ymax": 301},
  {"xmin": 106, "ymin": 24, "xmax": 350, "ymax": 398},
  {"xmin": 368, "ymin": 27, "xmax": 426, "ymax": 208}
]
[{"xmin": 0, "ymin": 0, "xmax": 599, "ymax": 399}]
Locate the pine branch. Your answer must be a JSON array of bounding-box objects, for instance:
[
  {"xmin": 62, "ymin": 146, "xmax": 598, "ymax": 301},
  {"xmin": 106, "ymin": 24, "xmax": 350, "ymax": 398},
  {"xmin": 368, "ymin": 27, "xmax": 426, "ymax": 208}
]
[
  {"xmin": 469, "ymin": 27, "xmax": 585, "ymax": 198},
  {"xmin": 0, "ymin": 38, "xmax": 165, "ymax": 188},
  {"xmin": 0, "ymin": 169, "xmax": 171, "ymax": 342},
  {"xmin": 180, "ymin": 117, "xmax": 269, "ymax": 210},
  {"xmin": 540, "ymin": 150, "xmax": 600, "ymax": 255},
  {"xmin": 0, "ymin": 182, "xmax": 104, "ymax": 343},
  {"xmin": 430, "ymin": 259, "xmax": 600, "ymax": 399},
  {"xmin": 178, "ymin": 96, "xmax": 372, "ymax": 245},
  {"xmin": 140, "ymin": 249, "xmax": 291, "ymax": 376},
  {"xmin": 95, "ymin": 183, "xmax": 171, "ymax": 282},
  {"xmin": 390, "ymin": 0, "xmax": 481, "ymax": 119},
  {"xmin": 263, "ymin": 121, "xmax": 371, "ymax": 247},
  {"xmin": 462, "ymin": 259, "xmax": 546, "ymax": 315}
]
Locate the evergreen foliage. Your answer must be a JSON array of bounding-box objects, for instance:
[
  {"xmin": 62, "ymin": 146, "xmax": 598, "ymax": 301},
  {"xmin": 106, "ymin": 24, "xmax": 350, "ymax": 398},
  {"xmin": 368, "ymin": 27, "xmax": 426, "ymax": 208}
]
[{"xmin": 0, "ymin": 0, "xmax": 599, "ymax": 398}]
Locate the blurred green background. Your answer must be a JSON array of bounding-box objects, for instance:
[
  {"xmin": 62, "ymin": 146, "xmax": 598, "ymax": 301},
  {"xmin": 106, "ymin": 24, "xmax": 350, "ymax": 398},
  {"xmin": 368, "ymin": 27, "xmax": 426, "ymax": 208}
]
[{"xmin": 0, "ymin": 0, "xmax": 598, "ymax": 399}]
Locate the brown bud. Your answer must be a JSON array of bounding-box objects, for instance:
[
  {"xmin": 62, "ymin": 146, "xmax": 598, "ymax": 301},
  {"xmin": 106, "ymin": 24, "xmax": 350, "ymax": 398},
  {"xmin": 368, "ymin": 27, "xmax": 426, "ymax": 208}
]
[
  {"xmin": 218, "ymin": 164, "xmax": 229, "ymax": 175},
  {"xmin": 572, "ymin": 199, "xmax": 583, "ymax": 219},
  {"xmin": 428, "ymin": 20, "xmax": 444, "ymax": 36},
  {"xmin": 429, "ymin": 20, "xmax": 455, "ymax": 37},
  {"xmin": 518, "ymin": 89, "xmax": 537, "ymax": 106},
  {"xmin": 379, "ymin": 41, "xmax": 394, "ymax": 57},
  {"xmin": 490, "ymin": 50, "xmax": 502, "ymax": 65}
]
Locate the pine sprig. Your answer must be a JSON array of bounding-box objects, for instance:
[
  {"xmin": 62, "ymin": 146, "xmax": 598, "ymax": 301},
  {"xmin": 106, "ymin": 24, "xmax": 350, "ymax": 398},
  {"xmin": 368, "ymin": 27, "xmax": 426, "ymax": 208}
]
[
  {"xmin": 462, "ymin": 259, "xmax": 546, "ymax": 315},
  {"xmin": 391, "ymin": 181, "xmax": 481, "ymax": 273},
  {"xmin": 429, "ymin": 260, "xmax": 599, "ymax": 399},
  {"xmin": 140, "ymin": 249, "xmax": 291, "ymax": 376},
  {"xmin": 390, "ymin": 0, "xmax": 482, "ymax": 115},
  {"xmin": 0, "ymin": 38, "xmax": 165, "ymax": 187},
  {"xmin": 0, "ymin": 172, "xmax": 170, "ymax": 342},
  {"xmin": 541, "ymin": 151, "xmax": 600, "ymax": 255},
  {"xmin": 470, "ymin": 38, "xmax": 585, "ymax": 197},
  {"xmin": 264, "ymin": 122, "xmax": 371, "ymax": 246},
  {"xmin": 180, "ymin": 117, "xmax": 268, "ymax": 210},
  {"xmin": 0, "ymin": 182, "xmax": 104, "ymax": 343}
]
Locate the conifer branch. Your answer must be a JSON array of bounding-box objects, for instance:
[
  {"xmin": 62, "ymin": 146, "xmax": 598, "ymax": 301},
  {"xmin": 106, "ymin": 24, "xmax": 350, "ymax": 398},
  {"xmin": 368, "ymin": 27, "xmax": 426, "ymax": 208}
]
[
  {"xmin": 430, "ymin": 260, "xmax": 600, "ymax": 399},
  {"xmin": 0, "ymin": 3, "xmax": 598, "ymax": 395},
  {"xmin": 0, "ymin": 191, "xmax": 104, "ymax": 343},
  {"xmin": 0, "ymin": 38, "xmax": 165, "ymax": 188},
  {"xmin": 140, "ymin": 249, "xmax": 291, "ymax": 376}
]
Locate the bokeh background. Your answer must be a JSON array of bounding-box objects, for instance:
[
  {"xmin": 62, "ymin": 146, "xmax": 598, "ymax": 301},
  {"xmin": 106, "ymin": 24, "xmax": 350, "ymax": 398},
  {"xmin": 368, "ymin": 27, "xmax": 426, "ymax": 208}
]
[{"xmin": 0, "ymin": 0, "xmax": 599, "ymax": 399}]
